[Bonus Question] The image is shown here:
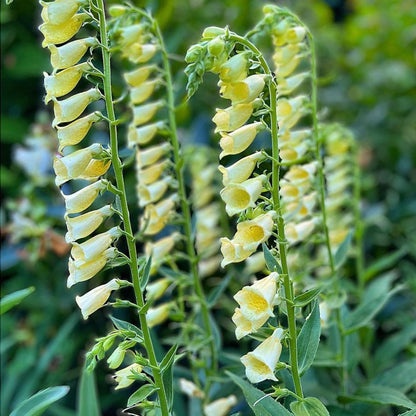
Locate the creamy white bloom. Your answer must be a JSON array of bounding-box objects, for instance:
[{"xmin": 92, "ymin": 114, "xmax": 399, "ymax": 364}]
[
  {"xmin": 62, "ymin": 180, "xmax": 106, "ymax": 214},
  {"xmin": 40, "ymin": 0, "xmax": 82, "ymax": 25},
  {"xmin": 128, "ymin": 121, "xmax": 164, "ymax": 147},
  {"xmin": 204, "ymin": 395, "xmax": 237, "ymax": 416},
  {"xmin": 179, "ymin": 378, "xmax": 204, "ymax": 399},
  {"xmin": 137, "ymin": 176, "xmax": 172, "ymax": 207},
  {"xmin": 124, "ymin": 64, "xmax": 156, "ymax": 87},
  {"xmin": 232, "ymin": 307, "xmax": 269, "ymax": 340},
  {"xmin": 146, "ymin": 302, "xmax": 171, "ymax": 328},
  {"xmin": 285, "ymin": 219, "xmax": 317, "ymax": 245},
  {"xmin": 130, "ymin": 79, "xmax": 159, "ymax": 105},
  {"xmin": 219, "ymin": 74, "xmax": 266, "ymax": 104},
  {"xmin": 136, "ymin": 143, "xmax": 170, "ymax": 168}
]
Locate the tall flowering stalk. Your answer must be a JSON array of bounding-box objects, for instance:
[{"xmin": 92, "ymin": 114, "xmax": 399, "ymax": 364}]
[{"xmin": 39, "ymin": 1, "xmax": 173, "ymax": 414}]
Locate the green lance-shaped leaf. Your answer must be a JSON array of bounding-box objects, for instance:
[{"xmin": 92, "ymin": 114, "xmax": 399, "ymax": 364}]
[
  {"xmin": 363, "ymin": 247, "xmax": 407, "ymax": 282},
  {"xmin": 10, "ymin": 386, "xmax": 70, "ymax": 416},
  {"xmin": 290, "ymin": 397, "xmax": 330, "ymax": 416},
  {"xmin": 262, "ymin": 243, "xmax": 283, "ymax": 274},
  {"xmin": 77, "ymin": 366, "xmax": 101, "ymax": 416},
  {"xmin": 139, "ymin": 256, "xmax": 152, "ymax": 292},
  {"xmin": 127, "ymin": 384, "xmax": 159, "ymax": 407},
  {"xmin": 372, "ymin": 358, "xmax": 416, "ymax": 393},
  {"xmin": 334, "ymin": 232, "xmax": 352, "ymax": 269},
  {"xmin": 297, "ymin": 300, "xmax": 321, "ymax": 376},
  {"xmin": 227, "ymin": 372, "xmax": 292, "ymax": 416},
  {"xmin": 109, "ymin": 315, "xmax": 144, "ymax": 341},
  {"xmin": 0, "ymin": 286, "xmax": 35, "ymax": 315},
  {"xmin": 294, "ymin": 288, "xmax": 321, "ymax": 307},
  {"xmin": 338, "ymin": 385, "xmax": 416, "ymax": 409}
]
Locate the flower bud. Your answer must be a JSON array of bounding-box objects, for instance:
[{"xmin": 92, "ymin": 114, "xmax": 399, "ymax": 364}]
[
  {"xmin": 128, "ymin": 121, "xmax": 164, "ymax": 147},
  {"xmin": 185, "ymin": 44, "xmax": 204, "ymax": 63},
  {"xmin": 52, "ymin": 88, "xmax": 101, "ymax": 127},
  {"xmin": 119, "ymin": 24, "xmax": 146, "ymax": 47},
  {"xmin": 132, "ymin": 101, "xmax": 163, "ymax": 126},
  {"xmin": 146, "ymin": 303, "xmax": 171, "ymax": 328},
  {"xmin": 284, "ymin": 27, "xmax": 307, "ymax": 44},
  {"xmin": 130, "ymin": 79, "xmax": 159, "ymax": 105},
  {"xmin": 107, "ymin": 346, "xmax": 126, "ymax": 369},
  {"xmin": 145, "ymin": 278, "xmax": 171, "ymax": 301},
  {"xmin": 219, "ymin": 51, "xmax": 251, "ymax": 83},
  {"xmin": 76, "ymin": 278, "xmax": 120, "ymax": 319},
  {"xmin": 277, "ymin": 95, "xmax": 309, "ymax": 130},
  {"xmin": 108, "ymin": 5, "xmax": 127, "ymax": 17},
  {"xmin": 202, "ymin": 26, "xmax": 226, "ymax": 39},
  {"xmin": 39, "ymin": 13, "xmax": 89, "ymax": 47},
  {"xmin": 207, "ymin": 37, "xmax": 225, "ymax": 57},
  {"xmin": 244, "ymin": 251, "xmax": 266, "ymax": 274},
  {"xmin": 241, "ymin": 328, "xmax": 284, "ymax": 383},
  {"xmin": 125, "ymin": 43, "xmax": 158, "ymax": 64},
  {"xmin": 272, "ymin": 43, "xmax": 300, "ymax": 66},
  {"xmin": 136, "ymin": 143, "xmax": 170, "ymax": 168},
  {"xmin": 62, "ymin": 180, "xmax": 106, "ymax": 214},
  {"xmin": 48, "ymin": 37, "xmax": 97, "ymax": 70},
  {"xmin": 145, "ymin": 233, "xmax": 181, "ymax": 272}
]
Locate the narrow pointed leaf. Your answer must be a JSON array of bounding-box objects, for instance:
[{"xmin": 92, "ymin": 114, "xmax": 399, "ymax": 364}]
[
  {"xmin": 0, "ymin": 286, "xmax": 35, "ymax": 315},
  {"xmin": 262, "ymin": 243, "xmax": 282, "ymax": 274},
  {"xmin": 109, "ymin": 315, "xmax": 143, "ymax": 340},
  {"xmin": 294, "ymin": 288, "xmax": 321, "ymax": 307},
  {"xmin": 127, "ymin": 384, "xmax": 158, "ymax": 407},
  {"xmin": 159, "ymin": 344, "xmax": 178, "ymax": 373},
  {"xmin": 77, "ymin": 366, "xmax": 100, "ymax": 416},
  {"xmin": 334, "ymin": 232, "xmax": 352, "ymax": 269},
  {"xmin": 139, "ymin": 256, "xmax": 152, "ymax": 291}
]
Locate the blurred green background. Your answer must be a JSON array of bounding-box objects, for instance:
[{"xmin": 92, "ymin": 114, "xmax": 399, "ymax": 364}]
[{"xmin": 1, "ymin": 0, "xmax": 415, "ymax": 414}]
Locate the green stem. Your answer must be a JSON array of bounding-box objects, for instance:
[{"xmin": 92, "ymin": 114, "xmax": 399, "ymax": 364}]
[
  {"xmin": 229, "ymin": 33, "xmax": 304, "ymax": 399},
  {"xmin": 152, "ymin": 18, "xmax": 218, "ymax": 383},
  {"xmin": 96, "ymin": 2, "xmax": 169, "ymax": 414}
]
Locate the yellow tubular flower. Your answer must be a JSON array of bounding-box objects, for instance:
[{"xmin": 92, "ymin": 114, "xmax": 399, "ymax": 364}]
[
  {"xmin": 140, "ymin": 195, "xmax": 176, "ymax": 235},
  {"xmin": 279, "ymin": 128, "xmax": 310, "ymax": 146},
  {"xmin": 198, "ymin": 255, "xmax": 222, "ymax": 277},
  {"xmin": 52, "ymin": 88, "xmax": 101, "ymax": 126},
  {"xmin": 204, "ymin": 396, "xmax": 237, "ymax": 416},
  {"xmin": 113, "ymin": 363, "xmax": 143, "ymax": 390},
  {"xmin": 75, "ymin": 278, "xmax": 120, "ymax": 319},
  {"xmin": 220, "ymin": 175, "xmax": 266, "ymax": 216},
  {"xmin": 219, "ymin": 51, "xmax": 250, "ymax": 83},
  {"xmin": 71, "ymin": 226, "xmax": 121, "ymax": 265},
  {"xmin": 137, "ymin": 159, "xmax": 168, "ymax": 185},
  {"xmin": 44, "ymin": 62, "xmax": 90, "ymax": 103},
  {"xmin": 81, "ymin": 159, "xmax": 111, "ymax": 179},
  {"xmin": 285, "ymin": 192, "xmax": 317, "ymax": 218},
  {"xmin": 53, "ymin": 143, "xmax": 104, "ymax": 186},
  {"xmin": 179, "ymin": 378, "xmax": 205, "ymax": 399},
  {"xmin": 137, "ymin": 176, "xmax": 172, "ymax": 207},
  {"xmin": 128, "ymin": 121, "xmax": 164, "ymax": 147},
  {"xmin": 274, "ymin": 55, "xmax": 302, "ymax": 78},
  {"xmin": 130, "ymin": 80, "xmax": 159, "ymax": 105},
  {"xmin": 39, "ymin": 13, "xmax": 89, "ymax": 47},
  {"xmin": 62, "ymin": 180, "xmax": 107, "ymax": 214},
  {"xmin": 272, "ymin": 43, "xmax": 300, "ymax": 66},
  {"xmin": 136, "ymin": 143, "xmax": 170, "ymax": 168},
  {"xmin": 124, "ymin": 64, "xmax": 156, "ymax": 87},
  {"xmin": 67, "ymin": 247, "xmax": 117, "ymax": 287},
  {"xmin": 284, "ymin": 26, "xmax": 307, "ymax": 44},
  {"xmin": 219, "ymin": 74, "xmax": 266, "ymax": 104},
  {"xmin": 57, "ymin": 112, "xmax": 101, "ymax": 152},
  {"xmin": 284, "ymin": 162, "xmax": 317, "ymax": 186},
  {"xmin": 119, "ymin": 23, "xmax": 146, "ymax": 47},
  {"xmin": 219, "ymin": 122, "xmax": 264, "ymax": 158},
  {"xmin": 276, "ymin": 95, "xmax": 309, "ymax": 130},
  {"xmin": 125, "ymin": 43, "xmax": 158, "ymax": 64},
  {"xmin": 234, "ymin": 272, "xmax": 278, "ymax": 322},
  {"xmin": 285, "ymin": 219, "xmax": 316, "ymax": 245},
  {"xmin": 241, "ymin": 328, "xmax": 284, "ymax": 383},
  {"xmin": 40, "ymin": 0, "xmax": 82, "ymax": 25},
  {"xmin": 65, "ymin": 204, "xmax": 113, "ymax": 242},
  {"xmin": 277, "ymin": 72, "xmax": 308, "ymax": 96},
  {"xmin": 132, "ymin": 101, "xmax": 163, "ymax": 126},
  {"xmin": 212, "ymin": 100, "xmax": 259, "ymax": 132},
  {"xmin": 145, "ymin": 278, "xmax": 171, "ymax": 301},
  {"xmin": 48, "ymin": 37, "xmax": 97, "ymax": 70},
  {"xmin": 146, "ymin": 302, "xmax": 172, "ymax": 328},
  {"xmin": 219, "ymin": 151, "xmax": 265, "ymax": 185},
  {"xmin": 232, "ymin": 307, "xmax": 269, "ymax": 340},
  {"xmin": 145, "ymin": 232, "xmax": 180, "ymax": 272},
  {"xmin": 280, "ymin": 141, "xmax": 310, "ymax": 163},
  {"xmin": 280, "ymin": 182, "xmax": 305, "ymax": 203}
]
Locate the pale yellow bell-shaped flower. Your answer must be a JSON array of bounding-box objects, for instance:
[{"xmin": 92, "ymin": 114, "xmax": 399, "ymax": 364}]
[
  {"xmin": 132, "ymin": 101, "xmax": 163, "ymax": 126},
  {"xmin": 136, "ymin": 143, "xmax": 170, "ymax": 168},
  {"xmin": 241, "ymin": 328, "xmax": 284, "ymax": 383},
  {"xmin": 40, "ymin": 0, "xmax": 82, "ymax": 25},
  {"xmin": 137, "ymin": 176, "xmax": 172, "ymax": 207},
  {"xmin": 280, "ymin": 140, "xmax": 310, "ymax": 163},
  {"xmin": 44, "ymin": 62, "xmax": 90, "ymax": 103},
  {"xmin": 124, "ymin": 43, "xmax": 158, "ymax": 64},
  {"xmin": 65, "ymin": 204, "xmax": 113, "ymax": 242},
  {"xmin": 212, "ymin": 101, "xmax": 258, "ymax": 132},
  {"xmin": 274, "ymin": 55, "xmax": 302, "ymax": 78},
  {"xmin": 285, "ymin": 219, "xmax": 316, "ymax": 245},
  {"xmin": 128, "ymin": 121, "xmax": 164, "ymax": 147},
  {"xmin": 145, "ymin": 278, "xmax": 171, "ymax": 301},
  {"xmin": 279, "ymin": 128, "xmax": 310, "ymax": 146},
  {"xmin": 62, "ymin": 180, "xmax": 106, "ymax": 214},
  {"xmin": 141, "ymin": 195, "xmax": 176, "ymax": 235},
  {"xmin": 76, "ymin": 278, "xmax": 120, "ymax": 319},
  {"xmin": 130, "ymin": 79, "xmax": 159, "ymax": 105},
  {"xmin": 204, "ymin": 395, "xmax": 237, "ymax": 416},
  {"xmin": 277, "ymin": 72, "xmax": 308, "ymax": 96},
  {"xmin": 107, "ymin": 346, "xmax": 126, "ymax": 369},
  {"xmin": 81, "ymin": 159, "xmax": 111, "ymax": 180},
  {"xmin": 220, "ymin": 175, "xmax": 266, "ymax": 216},
  {"xmin": 244, "ymin": 251, "xmax": 266, "ymax": 274},
  {"xmin": 71, "ymin": 226, "xmax": 121, "ymax": 265},
  {"xmin": 232, "ymin": 307, "xmax": 269, "ymax": 340},
  {"xmin": 198, "ymin": 255, "xmax": 222, "ymax": 277},
  {"xmin": 39, "ymin": 13, "xmax": 89, "ymax": 47},
  {"xmin": 285, "ymin": 192, "xmax": 317, "ymax": 219},
  {"xmin": 277, "ymin": 95, "xmax": 309, "ymax": 130},
  {"xmin": 48, "ymin": 37, "xmax": 97, "ymax": 70},
  {"xmin": 52, "ymin": 88, "xmax": 101, "ymax": 127},
  {"xmin": 113, "ymin": 363, "xmax": 143, "ymax": 390},
  {"xmin": 67, "ymin": 247, "xmax": 116, "ymax": 287},
  {"xmin": 119, "ymin": 23, "xmax": 146, "ymax": 46},
  {"xmin": 179, "ymin": 378, "xmax": 204, "ymax": 399},
  {"xmin": 272, "ymin": 43, "xmax": 300, "ymax": 66},
  {"xmin": 219, "ymin": 122, "xmax": 264, "ymax": 158},
  {"xmin": 234, "ymin": 272, "xmax": 278, "ymax": 322},
  {"xmin": 137, "ymin": 159, "xmax": 168, "ymax": 185},
  {"xmin": 219, "ymin": 74, "xmax": 266, "ymax": 104},
  {"xmin": 56, "ymin": 112, "xmax": 101, "ymax": 152},
  {"xmin": 53, "ymin": 143, "xmax": 103, "ymax": 186},
  {"xmin": 219, "ymin": 51, "xmax": 250, "ymax": 83},
  {"xmin": 218, "ymin": 151, "xmax": 265, "ymax": 185},
  {"xmin": 196, "ymin": 203, "xmax": 221, "ymax": 230},
  {"xmin": 146, "ymin": 302, "xmax": 172, "ymax": 328},
  {"xmin": 145, "ymin": 233, "xmax": 181, "ymax": 272},
  {"xmin": 124, "ymin": 64, "xmax": 157, "ymax": 87},
  {"xmin": 284, "ymin": 162, "xmax": 317, "ymax": 186},
  {"xmin": 284, "ymin": 26, "xmax": 307, "ymax": 44},
  {"xmin": 221, "ymin": 211, "xmax": 276, "ymax": 266}
]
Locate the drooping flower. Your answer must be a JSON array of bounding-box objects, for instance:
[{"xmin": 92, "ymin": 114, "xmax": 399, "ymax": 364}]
[
  {"xmin": 203, "ymin": 395, "xmax": 237, "ymax": 416},
  {"xmin": 146, "ymin": 302, "xmax": 172, "ymax": 328},
  {"xmin": 62, "ymin": 180, "xmax": 107, "ymax": 214},
  {"xmin": 232, "ymin": 307, "xmax": 269, "ymax": 340},
  {"xmin": 219, "ymin": 74, "xmax": 266, "ymax": 104}
]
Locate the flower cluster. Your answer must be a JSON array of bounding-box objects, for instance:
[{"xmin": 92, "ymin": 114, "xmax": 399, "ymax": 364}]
[{"xmin": 40, "ymin": 0, "xmax": 123, "ymax": 319}]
